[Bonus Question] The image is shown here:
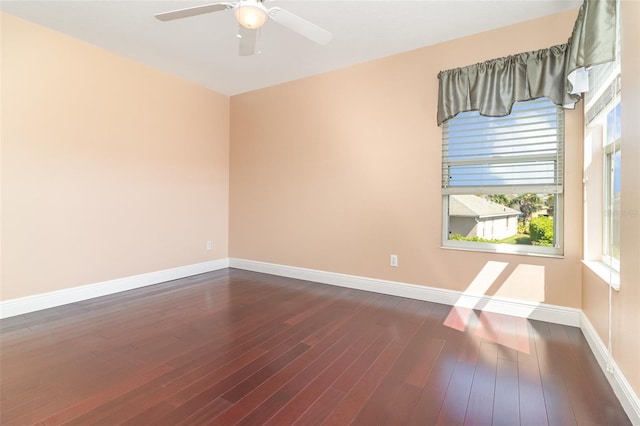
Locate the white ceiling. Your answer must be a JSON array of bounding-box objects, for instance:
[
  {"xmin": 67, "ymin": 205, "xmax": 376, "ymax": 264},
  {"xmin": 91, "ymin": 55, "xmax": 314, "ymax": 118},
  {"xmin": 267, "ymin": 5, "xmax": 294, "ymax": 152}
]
[{"xmin": 1, "ymin": 0, "xmax": 580, "ymax": 95}]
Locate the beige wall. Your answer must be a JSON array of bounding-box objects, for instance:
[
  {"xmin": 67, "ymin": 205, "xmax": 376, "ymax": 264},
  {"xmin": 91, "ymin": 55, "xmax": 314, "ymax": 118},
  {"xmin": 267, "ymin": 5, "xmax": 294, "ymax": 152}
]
[
  {"xmin": 230, "ymin": 10, "xmax": 583, "ymax": 308},
  {"xmin": 582, "ymin": 0, "xmax": 640, "ymax": 400},
  {"xmin": 1, "ymin": 13, "xmax": 230, "ymax": 300}
]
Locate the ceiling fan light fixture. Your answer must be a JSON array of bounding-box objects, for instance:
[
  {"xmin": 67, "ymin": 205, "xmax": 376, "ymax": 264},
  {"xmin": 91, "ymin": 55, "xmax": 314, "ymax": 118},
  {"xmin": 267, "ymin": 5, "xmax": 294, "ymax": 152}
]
[{"xmin": 235, "ymin": 2, "xmax": 267, "ymax": 29}]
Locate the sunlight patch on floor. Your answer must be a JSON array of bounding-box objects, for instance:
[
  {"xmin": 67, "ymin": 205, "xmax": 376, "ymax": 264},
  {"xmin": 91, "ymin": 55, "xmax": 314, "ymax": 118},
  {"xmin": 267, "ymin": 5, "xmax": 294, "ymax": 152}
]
[{"xmin": 443, "ymin": 260, "xmax": 547, "ymax": 354}]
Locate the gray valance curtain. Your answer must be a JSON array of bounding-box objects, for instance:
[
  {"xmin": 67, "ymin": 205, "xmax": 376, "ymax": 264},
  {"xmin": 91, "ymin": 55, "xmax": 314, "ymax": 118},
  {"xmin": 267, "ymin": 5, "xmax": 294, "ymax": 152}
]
[
  {"xmin": 565, "ymin": 0, "xmax": 618, "ymax": 94},
  {"xmin": 437, "ymin": 0, "xmax": 617, "ymax": 126}
]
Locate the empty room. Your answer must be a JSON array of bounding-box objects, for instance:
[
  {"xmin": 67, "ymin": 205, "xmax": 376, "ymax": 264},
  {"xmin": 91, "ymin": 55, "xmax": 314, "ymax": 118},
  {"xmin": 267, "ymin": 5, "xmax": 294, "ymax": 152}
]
[{"xmin": 1, "ymin": 0, "xmax": 638, "ymax": 424}]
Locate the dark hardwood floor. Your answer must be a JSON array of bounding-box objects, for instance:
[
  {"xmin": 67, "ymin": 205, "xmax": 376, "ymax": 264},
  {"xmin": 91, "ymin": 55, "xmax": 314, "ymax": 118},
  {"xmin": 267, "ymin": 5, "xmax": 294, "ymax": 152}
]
[{"xmin": 0, "ymin": 268, "xmax": 630, "ymax": 425}]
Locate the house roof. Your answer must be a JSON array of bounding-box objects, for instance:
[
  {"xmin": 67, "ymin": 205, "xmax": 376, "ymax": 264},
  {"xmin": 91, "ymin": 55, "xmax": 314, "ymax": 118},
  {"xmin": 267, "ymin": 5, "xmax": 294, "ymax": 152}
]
[{"xmin": 449, "ymin": 195, "xmax": 521, "ymax": 219}]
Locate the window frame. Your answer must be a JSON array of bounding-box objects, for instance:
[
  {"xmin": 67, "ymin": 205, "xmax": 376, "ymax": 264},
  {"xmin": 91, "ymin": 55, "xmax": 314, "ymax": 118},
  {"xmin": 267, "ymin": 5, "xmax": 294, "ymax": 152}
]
[
  {"xmin": 581, "ymin": 1, "xmax": 621, "ymax": 288},
  {"xmin": 441, "ymin": 98, "xmax": 565, "ymax": 257},
  {"xmin": 602, "ymin": 102, "xmax": 621, "ymax": 271},
  {"xmin": 442, "ymin": 194, "xmax": 564, "ymax": 257}
]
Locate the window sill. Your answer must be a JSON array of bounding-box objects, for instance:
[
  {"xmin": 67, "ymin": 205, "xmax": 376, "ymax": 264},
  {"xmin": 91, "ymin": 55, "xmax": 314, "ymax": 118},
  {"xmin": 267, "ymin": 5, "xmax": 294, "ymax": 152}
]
[
  {"xmin": 582, "ymin": 260, "xmax": 620, "ymax": 291},
  {"xmin": 441, "ymin": 244, "xmax": 564, "ymax": 259}
]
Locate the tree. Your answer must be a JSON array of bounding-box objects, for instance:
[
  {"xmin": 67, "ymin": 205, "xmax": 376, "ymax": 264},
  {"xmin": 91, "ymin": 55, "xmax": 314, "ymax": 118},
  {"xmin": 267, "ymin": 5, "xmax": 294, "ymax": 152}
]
[
  {"xmin": 545, "ymin": 195, "xmax": 555, "ymax": 217},
  {"xmin": 486, "ymin": 194, "xmax": 512, "ymax": 206},
  {"xmin": 512, "ymin": 193, "xmax": 543, "ymax": 224}
]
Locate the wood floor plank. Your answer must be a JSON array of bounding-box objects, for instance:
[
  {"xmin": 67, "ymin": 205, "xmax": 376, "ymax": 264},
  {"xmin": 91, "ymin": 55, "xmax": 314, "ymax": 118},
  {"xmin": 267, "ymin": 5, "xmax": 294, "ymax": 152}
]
[
  {"xmin": 62, "ymin": 347, "xmax": 268, "ymax": 425},
  {"xmin": 492, "ymin": 357, "xmax": 520, "ymax": 426},
  {"xmin": 406, "ymin": 330, "xmax": 463, "ymax": 424},
  {"xmin": 232, "ymin": 299, "xmax": 408, "ymax": 426},
  {"xmin": 329, "ymin": 332, "xmax": 393, "ymax": 394},
  {"xmin": 562, "ymin": 325, "xmax": 632, "ymax": 426},
  {"xmin": 463, "ymin": 340, "xmax": 498, "ymax": 426},
  {"xmin": 545, "ymin": 322, "xmax": 631, "ymax": 426},
  {"xmin": 532, "ymin": 322, "xmax": 579, "ymax": 426},
  {"xmin": 518, "ymin": 321, "xmax": 548, "ymax": 426},
  {"xmin": 435, "ymin": 350, "xmax": 477, "ymax": 425},
  {"xmin": 349, "ymin": 306, "xmax": 446, "ymax": 425},
  {"xmin": 205, "ymin": 293, "xmax": 388, "ymax": 425},
  {"xmin": 221, "ymin": 342, "xmax": 312, "ymax": 403},
  {"xmin": 323, "ymin": 300, "xmax": 429, "ymax": 425},
  {"xmin": 0, "ymin": 269, "xmax": 631, "ymax": 426},
  {"xmin": 39, "ymin": 363, "xmax": 176, "ymax": 425},
  {"xmin": 262, "ymin": 325, "xmax": 379, "ymax": 425},
  {"xmin": 292, "ymin": 386, "xmax": 346, "ymax": 426}
]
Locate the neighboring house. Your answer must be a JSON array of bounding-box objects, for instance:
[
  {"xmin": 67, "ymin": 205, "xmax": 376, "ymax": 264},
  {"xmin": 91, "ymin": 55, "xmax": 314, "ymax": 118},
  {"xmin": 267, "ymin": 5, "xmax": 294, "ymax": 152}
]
[{"xmin": 449, "ymin": 195, "xmax": 521, "ymax": 240}]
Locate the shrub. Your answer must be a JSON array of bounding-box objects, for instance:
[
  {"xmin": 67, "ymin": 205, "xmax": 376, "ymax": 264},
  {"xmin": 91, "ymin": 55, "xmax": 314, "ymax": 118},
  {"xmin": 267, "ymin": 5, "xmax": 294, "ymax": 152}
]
[
  {"xmin": 449, "ymin": 234, "xmax": 499, "ymax": 243},
  {"xmin": 517, "ymin": 220, "xmax": 529, "ymax": 235},
  {"xmin": 529, "ymin": 216, "xmax": 554, "ymax": 246}
]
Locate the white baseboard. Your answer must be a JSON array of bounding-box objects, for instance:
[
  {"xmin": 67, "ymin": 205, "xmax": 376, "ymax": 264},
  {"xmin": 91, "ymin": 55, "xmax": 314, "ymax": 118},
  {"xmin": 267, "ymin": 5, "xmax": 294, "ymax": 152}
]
[
  {"xmin": 0, "ymin": 259, "xmax": 230, "ymax": 319},
  {"xmin": 229, "ymin": 258, "xmax": 581, "ymax": 327},
  {"xmin": 580, "ymin": 312, "xmax": 640, "ymax": 425}
]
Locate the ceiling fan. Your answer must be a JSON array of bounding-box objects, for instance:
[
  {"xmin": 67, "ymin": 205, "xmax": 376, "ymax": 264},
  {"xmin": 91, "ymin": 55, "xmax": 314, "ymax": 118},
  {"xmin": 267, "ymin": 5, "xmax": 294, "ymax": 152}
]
[{"xmin": 155, "ymin": 0, "xmax": 332, "ymax": 56}]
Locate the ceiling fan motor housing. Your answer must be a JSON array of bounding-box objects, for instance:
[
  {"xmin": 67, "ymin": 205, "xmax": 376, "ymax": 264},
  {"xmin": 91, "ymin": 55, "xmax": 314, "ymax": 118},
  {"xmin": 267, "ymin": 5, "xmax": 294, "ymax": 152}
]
[{"xmin": 235, "ymin": 0, "xmax": 268, "ymax": 29}]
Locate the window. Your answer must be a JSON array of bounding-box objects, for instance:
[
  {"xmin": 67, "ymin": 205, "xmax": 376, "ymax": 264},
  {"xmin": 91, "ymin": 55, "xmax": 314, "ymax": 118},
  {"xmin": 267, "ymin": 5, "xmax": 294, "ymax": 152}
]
[
  {"xmin": 603, "ymin": 102, "xmax": 621, "ymax": 270},
  {"xmin": 582, "ymin": 27, "xmax": 621, "ymax": 280},
  {"xmin": 442, "ymin": 98, "xmax": 564, "ymax": 256}
]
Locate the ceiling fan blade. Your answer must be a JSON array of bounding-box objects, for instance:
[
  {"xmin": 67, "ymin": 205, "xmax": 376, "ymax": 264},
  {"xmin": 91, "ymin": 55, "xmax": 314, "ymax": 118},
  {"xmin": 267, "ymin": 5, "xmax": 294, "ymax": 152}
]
[
  {"xmin": 267, "ymin": 7, "xmax": 332, "ymax": 45},
  {"xmin": 155, "ymin": 2, "xmax": 234, "ymax": 22},
  {"xmin": 238, "ymin": 26, "xmax": 257, "ymax": 56}
]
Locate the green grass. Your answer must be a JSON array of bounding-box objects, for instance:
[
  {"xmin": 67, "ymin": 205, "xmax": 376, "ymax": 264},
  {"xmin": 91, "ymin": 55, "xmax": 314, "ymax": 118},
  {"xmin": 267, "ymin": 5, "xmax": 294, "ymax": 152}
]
[{"xmin": 499, "ymin": 234, "xmax": 532, "ymax": 245}]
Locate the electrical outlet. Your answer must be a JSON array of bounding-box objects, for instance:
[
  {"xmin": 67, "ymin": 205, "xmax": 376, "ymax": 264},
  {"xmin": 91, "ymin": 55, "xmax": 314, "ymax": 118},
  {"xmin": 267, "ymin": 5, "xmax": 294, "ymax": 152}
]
[
  {"xmin": 390, "ymin": 255, "xmax": 398, "ymax": 267},
  {"xmin": 206, "ymin": 241, "xmax": 212, "ymax": 250}
]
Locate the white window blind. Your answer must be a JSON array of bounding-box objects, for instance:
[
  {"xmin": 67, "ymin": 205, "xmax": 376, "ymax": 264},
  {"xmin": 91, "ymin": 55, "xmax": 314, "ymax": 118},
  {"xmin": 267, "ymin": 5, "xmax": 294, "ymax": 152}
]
[{"xmin": 442, "ymin": 98, "xmax": 564, "ymax": 195}]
